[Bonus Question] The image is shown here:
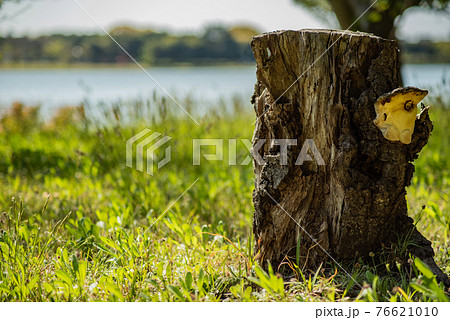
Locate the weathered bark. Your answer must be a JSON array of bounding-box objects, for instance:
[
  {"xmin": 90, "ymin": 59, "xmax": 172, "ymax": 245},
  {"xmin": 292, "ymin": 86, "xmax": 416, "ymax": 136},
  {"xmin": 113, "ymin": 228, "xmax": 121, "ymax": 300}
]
[{"xmin": 250, "ymin": 29, "xmax": 449, "ymax": 286}]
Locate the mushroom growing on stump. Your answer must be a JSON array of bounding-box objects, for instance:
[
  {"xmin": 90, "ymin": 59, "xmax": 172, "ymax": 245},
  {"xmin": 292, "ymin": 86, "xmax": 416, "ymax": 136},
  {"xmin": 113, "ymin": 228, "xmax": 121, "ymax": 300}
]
[
  {"xmin": 373, "ymin": 87, "xmax": 428, "ymax": 144},
  {"xmin": 250, "ymin": 29, "xmax": 450, "ymax": 287}
]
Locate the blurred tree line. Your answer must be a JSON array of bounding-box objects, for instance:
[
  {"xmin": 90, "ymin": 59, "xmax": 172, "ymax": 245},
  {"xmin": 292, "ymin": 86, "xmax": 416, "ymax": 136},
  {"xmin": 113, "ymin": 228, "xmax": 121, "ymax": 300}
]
[
  {"xmin": 0, "ymin": 25, "xmax": 257, "ymax": 65},
  {"xmin": 401, "ymin": 40, "xmax": 450, "ymax": 63},
  {"xmin": 0, "ymin": 24, "xmax": 448, "ymax": 66}
]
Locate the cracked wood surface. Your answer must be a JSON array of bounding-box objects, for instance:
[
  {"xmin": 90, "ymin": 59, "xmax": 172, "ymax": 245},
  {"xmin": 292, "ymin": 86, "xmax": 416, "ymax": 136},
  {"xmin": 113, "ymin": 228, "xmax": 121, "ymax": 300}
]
[{"xmin": 250, "ymin": 29, "xmax": 449, "ymax": 286}]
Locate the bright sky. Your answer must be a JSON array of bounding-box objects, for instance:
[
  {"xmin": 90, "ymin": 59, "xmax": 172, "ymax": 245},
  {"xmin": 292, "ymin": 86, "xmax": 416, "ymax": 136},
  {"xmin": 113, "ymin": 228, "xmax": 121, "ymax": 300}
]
[{"xmin": 0, "ymin": 0, "xmax": 449, "ymax": 41}]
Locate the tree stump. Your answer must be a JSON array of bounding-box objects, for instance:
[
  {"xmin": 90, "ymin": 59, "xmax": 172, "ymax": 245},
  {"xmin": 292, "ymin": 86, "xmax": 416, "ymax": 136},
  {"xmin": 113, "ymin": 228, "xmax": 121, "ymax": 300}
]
[{"xmin": 250, "ymin": 29, "xmax": 449, "ymax": 286}]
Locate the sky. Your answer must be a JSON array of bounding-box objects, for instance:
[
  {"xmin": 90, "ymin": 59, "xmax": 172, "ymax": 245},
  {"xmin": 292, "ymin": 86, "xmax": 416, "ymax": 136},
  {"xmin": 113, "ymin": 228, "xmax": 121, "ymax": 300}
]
[{"xmin": 0, "ymin": 0, "xmax": 449, "ymax": 41}]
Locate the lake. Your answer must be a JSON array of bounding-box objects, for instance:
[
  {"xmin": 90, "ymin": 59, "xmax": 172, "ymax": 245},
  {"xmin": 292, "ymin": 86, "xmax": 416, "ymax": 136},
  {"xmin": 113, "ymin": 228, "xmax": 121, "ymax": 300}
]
[{"xmin": 0, "ymin": 64, "xmax": 448, "ymax": 116}]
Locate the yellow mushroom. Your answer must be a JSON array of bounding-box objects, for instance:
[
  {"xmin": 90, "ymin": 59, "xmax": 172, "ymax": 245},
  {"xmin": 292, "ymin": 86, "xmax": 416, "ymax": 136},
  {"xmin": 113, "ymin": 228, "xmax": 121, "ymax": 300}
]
[{"xmin": 373, "ymin": 87, "xmax": 428, "ymax": 144}]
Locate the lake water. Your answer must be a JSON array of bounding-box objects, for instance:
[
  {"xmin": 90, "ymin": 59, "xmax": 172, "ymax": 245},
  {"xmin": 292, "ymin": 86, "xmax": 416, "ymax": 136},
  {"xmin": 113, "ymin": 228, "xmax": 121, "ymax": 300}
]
[{"xmin": 0, "ymin": 64, "xmax": 448, "ymax": 116}]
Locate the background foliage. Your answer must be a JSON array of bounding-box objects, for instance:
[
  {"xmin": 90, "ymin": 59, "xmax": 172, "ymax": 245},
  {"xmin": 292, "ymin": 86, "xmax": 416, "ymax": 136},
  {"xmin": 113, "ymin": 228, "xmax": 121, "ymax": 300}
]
[{"xmin": 1, "ymin": 25, "xmax": 449, "ymax": 66}]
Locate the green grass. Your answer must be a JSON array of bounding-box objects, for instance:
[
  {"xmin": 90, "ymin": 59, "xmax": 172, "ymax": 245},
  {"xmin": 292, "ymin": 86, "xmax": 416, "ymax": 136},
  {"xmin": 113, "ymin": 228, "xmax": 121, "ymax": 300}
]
[{"xmin": 0, "ymin": 96, "xmax": 449, "ymax": 302}]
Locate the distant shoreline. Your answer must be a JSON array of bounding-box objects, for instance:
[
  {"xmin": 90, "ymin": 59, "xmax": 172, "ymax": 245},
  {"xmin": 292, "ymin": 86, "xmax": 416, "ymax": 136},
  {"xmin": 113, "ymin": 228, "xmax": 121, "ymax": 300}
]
[
  {"xmin": 0, "ymin": 61, "xmax": 257, "ymax": 70},
  {"xmin": 1, "ymin": 61, "xmax": 448, "ymax": 70}
]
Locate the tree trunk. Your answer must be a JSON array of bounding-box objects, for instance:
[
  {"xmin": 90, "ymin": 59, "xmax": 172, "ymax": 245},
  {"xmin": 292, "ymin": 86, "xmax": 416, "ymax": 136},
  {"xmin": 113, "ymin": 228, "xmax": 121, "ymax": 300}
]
[{"xmin": 250, "ymin": 29, "xmax": 449, "ymax": 286}]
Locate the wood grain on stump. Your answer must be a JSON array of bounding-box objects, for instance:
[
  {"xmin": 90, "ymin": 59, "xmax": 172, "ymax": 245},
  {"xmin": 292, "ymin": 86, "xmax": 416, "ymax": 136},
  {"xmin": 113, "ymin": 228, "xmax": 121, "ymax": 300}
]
[{"xmin": 250, "ymin": 29, "xmax": 449, "ymax": 286}]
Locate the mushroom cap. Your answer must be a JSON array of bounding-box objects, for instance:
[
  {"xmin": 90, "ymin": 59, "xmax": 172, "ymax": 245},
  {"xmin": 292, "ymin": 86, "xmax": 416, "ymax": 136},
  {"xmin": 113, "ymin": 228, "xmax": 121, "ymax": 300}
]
[
  {"xmin": 373, "ymin": 87, "xmax": 428, "ymax": 144},
  {"xmin": 375, "ymin": 87, "xmax": 428, "ymax": 113}
]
